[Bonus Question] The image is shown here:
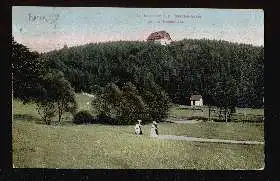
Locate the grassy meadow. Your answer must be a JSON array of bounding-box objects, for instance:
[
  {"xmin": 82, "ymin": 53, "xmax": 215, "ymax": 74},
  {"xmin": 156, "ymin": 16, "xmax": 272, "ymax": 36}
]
[
  {"xmin": 12, "ymin": 93, "xmax": 264, "ymax": 169},
  {"xmin": 168, "ymin": 105, "xmax": 264, "ymax": 122}
]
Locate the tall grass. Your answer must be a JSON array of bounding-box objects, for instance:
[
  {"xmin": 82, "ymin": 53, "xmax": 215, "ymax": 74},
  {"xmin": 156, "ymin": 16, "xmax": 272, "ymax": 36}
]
[{"xmin": 12, "ymin": 94, "xmax": 264, "ymax": 169}]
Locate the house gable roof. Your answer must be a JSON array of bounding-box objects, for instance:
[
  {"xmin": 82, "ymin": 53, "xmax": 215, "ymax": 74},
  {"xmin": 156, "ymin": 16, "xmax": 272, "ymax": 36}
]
[
  {"xmin": 190, "ymin": 95, "xmax": 202, "ymax": 101},
  {"xmin": 146, "ymin": 31, "xmax": 172, "ymax": 41}
]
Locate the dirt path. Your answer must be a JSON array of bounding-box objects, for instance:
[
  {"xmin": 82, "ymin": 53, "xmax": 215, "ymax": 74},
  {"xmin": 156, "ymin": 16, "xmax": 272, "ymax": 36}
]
[
  {"xmin": 170, "ymin": 120, "xmax": 202, "ymax": 124},
  {"xmin": 165, "ymin": 118, "xmax": 203, "ymax": 124},
  {"xmin": 157, "ymin": 135, "xmax": 264, "ymax": 145}
]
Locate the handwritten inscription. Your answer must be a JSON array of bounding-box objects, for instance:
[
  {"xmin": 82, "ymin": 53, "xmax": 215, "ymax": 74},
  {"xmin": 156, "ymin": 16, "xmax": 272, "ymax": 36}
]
[{"xmin": 28, "ymin": 13, "xmax": 60, "ymax": 28}]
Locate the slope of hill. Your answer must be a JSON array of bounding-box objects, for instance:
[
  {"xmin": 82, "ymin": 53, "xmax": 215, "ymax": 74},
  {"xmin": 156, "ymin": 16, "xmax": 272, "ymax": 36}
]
[{"xmin": 40, "ymin": 39, "xmax": 264, "ymax": 108}]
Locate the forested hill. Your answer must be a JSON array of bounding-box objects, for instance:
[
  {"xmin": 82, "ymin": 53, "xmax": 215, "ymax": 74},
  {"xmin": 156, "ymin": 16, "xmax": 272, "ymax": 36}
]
[{"xmin": 40, "ymin": 39, "xmax": 264, "ymax": 108}]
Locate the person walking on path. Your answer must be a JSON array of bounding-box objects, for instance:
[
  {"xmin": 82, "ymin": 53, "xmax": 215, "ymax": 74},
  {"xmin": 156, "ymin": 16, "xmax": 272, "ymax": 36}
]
[
  {"xmin": 135, "ymin": 120, "xmax": 143, "ymax": 135},
  {"xmin": 151, "ymin": 121, "xmax": 158, "ymax": 137}
]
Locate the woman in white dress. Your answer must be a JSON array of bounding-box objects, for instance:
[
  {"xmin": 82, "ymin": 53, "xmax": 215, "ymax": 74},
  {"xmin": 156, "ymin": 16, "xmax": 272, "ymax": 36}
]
[
  {"xmin": 135, "ymin": 120, "xmax": 143, "ymax": 135},
  {"xmin": 151, "ymin": 121, "xmax": 158, "ymax": 137}
]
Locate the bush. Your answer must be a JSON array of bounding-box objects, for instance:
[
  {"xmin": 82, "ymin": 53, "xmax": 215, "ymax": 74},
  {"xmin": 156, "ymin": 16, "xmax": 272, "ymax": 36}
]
[
  {"xmin": 141, "ymin": 89, "xmax": 170, "ymax": 123},
  {"xmin": 92, "ymin": 82, "xmax": 170, "ymax": 125},
  {"xmin": 73, "ymin": 110, "xmax": 93, "ymax": 124},
  {"xmin": 91, "ymin": 82, "xmax": 146, "ymax": 125},
  {"xmin": 95, "ymin": 115, "xmax": 118, "ymax": 125}
]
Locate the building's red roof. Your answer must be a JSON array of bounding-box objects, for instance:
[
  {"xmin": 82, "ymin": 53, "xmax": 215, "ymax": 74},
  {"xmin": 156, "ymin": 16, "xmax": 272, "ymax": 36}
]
[
  {"xmin": 146, "ymin": 31, "xmax": 172, "ymax": 41},
  {"xmin": 190, "ymin": 95, "xmax": 202, "ymax": 101}
]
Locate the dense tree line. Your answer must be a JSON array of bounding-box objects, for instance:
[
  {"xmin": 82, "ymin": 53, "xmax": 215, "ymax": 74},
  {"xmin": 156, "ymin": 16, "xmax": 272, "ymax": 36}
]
[
  {"xmin": 41, "ymin": 39, "xmax": 264, "ymax": 109},
  {"xmin": 12, "ymin": 37, "xmax": 43, "ymax": 102},
  {"xmin": 12, "ymin": 37, "xmax": 264, "ymax": 124},
  {"xmin": 12, "ymin": 38, "xmax": 77, "ymax": 124}
]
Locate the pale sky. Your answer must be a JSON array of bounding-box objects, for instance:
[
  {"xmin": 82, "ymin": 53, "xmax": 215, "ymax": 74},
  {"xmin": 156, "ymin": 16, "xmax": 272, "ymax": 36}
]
[{"xmin": 12, "ymin": 7, "xmax": 264, "ymax": 53}]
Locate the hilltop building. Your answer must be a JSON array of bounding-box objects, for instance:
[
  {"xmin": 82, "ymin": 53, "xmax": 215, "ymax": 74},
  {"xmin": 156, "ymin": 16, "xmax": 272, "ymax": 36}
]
[{"xmin": 146, "ymin": 31, "xmax": 172, "ymax": 45}]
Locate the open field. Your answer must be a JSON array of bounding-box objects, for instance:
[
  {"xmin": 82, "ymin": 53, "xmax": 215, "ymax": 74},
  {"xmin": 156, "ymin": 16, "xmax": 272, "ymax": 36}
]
[
  {"xmin": 12, "ymin": 94, "xmax": 264, "ymax": 169},
  {"xmin": 75, "ymin": 93, "xmax": 96, "ymax": 113},
  {"xmin": 169, "ymin": 105, "xmax": 264, "ymax": 122}
]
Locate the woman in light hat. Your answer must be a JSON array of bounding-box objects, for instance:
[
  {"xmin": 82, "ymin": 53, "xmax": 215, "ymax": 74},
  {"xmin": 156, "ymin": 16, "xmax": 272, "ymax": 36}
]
[
  {"xmin": 151, "ymin": 121, "xmax": 158, "ymax": 137},
  {"xmin": 135, "ymin": 119, "xmax": 143, "ymax": 135}
]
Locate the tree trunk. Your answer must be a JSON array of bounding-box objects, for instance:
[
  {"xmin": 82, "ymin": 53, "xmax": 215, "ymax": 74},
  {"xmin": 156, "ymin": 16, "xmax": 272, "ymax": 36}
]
[
  {"xmin": 219, "ymin": 109, "xmax": 222, "ymax": 119},
  {"xmin": 228, "ymin": 109, "xmax": 232, "ymax": 122},
  {"xmin": 58, "ymin": 102, "xmax": 62, "ymax": 124},
  {"xmin": 43, "ymin": 115, "xmax": 47, "ymax": 124},
  {"xmin": 208, "ymin": 105, "xmax": 211, "ymax": 121},
  {"xmin": 225, "ymin": 109, "xmax": 228, "ymax": 122},
  {"xmin": 58, "ymin": 111, "xmax": 62, "ymax": 123}
]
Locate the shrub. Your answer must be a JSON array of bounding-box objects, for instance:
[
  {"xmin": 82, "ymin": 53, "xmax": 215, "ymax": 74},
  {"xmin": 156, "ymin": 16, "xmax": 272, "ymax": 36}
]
[
  {"xmin": 140, "ymin": 88, "xmax": 170, "ymax": 123},
  {"xmin": 73, "ymin": 110, "xmax": 93, "ymax": 124},
  {"xmin": 95, "ymin": 115, "xmax": 118, "ymax": 125},
  {"xmin": 92, "ymin": 82, "xmax": 146, "ymax": 125},
  {"xmin": 92, "ymin": 81, "xmax": 170, "ymax": 125}
]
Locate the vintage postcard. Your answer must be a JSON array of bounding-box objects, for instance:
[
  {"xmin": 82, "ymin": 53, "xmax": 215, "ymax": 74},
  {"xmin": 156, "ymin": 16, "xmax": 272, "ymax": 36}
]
[{"xmin": 12, "ymin": 7, "xmax": 264, "ymax": 169}]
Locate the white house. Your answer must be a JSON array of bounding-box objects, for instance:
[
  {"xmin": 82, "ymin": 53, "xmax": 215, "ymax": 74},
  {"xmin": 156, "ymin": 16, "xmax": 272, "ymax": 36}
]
[
  {"xmin": 146, "ymin": 31, "xmax": 172, "ymax": 45},
  {"xmin": 190, "ymin": 95, "xmax": 203, "ymax": 106},
  {"xmin": 154, "ymin": 37, "xmax": 172, "ymax": 45}
]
